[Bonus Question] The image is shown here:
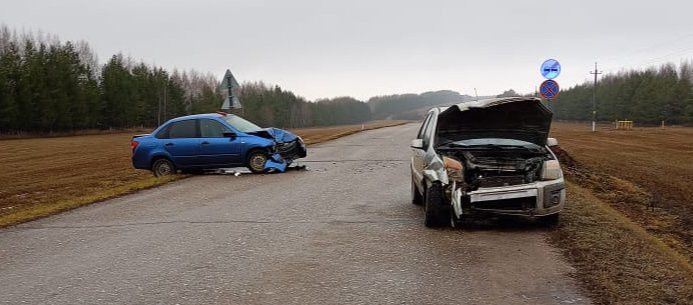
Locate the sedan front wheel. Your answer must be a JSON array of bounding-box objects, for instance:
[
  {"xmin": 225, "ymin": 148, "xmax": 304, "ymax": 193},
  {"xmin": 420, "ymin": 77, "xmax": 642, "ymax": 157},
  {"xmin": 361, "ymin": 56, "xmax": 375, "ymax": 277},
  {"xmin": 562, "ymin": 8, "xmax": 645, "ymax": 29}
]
[{"xmin": 247, "ymin": 151, "xmax": 268, "ymax": 173}]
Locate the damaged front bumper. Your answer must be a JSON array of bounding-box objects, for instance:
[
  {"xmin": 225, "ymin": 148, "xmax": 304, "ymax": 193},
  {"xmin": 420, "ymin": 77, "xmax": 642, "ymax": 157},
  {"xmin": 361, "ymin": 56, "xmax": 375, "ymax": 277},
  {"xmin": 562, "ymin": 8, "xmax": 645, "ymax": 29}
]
[
  {"xmin": 451, "ymin": 179, "xmax": 566, "ymax": 218},
  {"xmin": 263, "ymin": 137, "xmax": 307, "ymax": 173},
  {"xmin": 276, "ymin": 137, "xmax": 307, "ymax": 160}
]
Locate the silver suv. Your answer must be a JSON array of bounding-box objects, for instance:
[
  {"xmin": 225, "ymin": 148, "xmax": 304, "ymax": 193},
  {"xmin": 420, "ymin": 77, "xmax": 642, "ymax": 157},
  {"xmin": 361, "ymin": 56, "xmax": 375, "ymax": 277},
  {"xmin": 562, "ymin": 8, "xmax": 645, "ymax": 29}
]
[{"xmin": 410, "ymin": 97, "xmax": 565, "ymax": 228}]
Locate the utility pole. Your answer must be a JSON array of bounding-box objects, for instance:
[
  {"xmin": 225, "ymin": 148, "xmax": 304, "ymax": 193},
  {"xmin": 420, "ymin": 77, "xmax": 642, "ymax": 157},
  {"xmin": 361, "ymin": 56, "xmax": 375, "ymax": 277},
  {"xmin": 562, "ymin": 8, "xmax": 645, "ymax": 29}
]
[{"xmin": 590, "ymin": 62, "xmax": 602, "ymax": 132}]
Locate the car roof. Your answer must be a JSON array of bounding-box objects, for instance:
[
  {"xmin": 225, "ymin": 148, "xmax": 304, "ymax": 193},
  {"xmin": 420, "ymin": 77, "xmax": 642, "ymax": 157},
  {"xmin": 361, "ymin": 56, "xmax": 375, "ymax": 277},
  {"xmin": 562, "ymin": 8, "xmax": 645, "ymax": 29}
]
[{"xmin": 168, "ymin": 113, "xmax": 228, "ymax": 122}]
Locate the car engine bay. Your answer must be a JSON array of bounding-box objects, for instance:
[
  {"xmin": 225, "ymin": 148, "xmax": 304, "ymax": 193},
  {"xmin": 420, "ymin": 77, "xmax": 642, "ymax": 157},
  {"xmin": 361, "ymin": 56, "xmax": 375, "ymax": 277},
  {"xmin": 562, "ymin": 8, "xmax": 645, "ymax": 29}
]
[{"xmin": 437, "ymin": 144, "xmax": 553, "ymax": 192}]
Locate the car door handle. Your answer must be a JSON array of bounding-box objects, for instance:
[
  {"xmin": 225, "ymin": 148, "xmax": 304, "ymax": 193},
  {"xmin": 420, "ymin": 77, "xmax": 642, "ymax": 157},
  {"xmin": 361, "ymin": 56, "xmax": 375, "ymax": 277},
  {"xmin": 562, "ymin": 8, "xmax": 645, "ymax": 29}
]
[
  {"xmin": 165, "ymin": 143, "xmax": 174, "ymax": 146},
  {"xmin": 201, "ymin": 141, "xmax": 210, "ymax": 145}
]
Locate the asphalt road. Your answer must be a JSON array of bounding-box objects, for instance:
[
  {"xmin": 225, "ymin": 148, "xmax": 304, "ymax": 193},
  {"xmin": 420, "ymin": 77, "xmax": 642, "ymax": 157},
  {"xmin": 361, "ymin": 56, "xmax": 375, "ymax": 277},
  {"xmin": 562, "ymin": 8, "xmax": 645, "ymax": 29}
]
[{"xmin": 0, "ymin": 123, "xmax": 590, "ymax": 305}]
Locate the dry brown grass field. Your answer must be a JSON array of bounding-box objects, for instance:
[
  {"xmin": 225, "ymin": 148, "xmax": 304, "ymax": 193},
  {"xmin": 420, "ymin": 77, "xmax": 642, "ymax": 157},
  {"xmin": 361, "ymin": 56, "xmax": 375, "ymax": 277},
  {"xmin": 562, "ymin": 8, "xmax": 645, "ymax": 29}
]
[
  {"xmin": 551, "ymin": 122, "xmax": 692, "ymax": 260},
  {"xmin": 0, "ymin": 120, "xmax": 407, "ymax": 227},
  {"xmin": 549, "ymin": 121, "xmax": 693, "ymax": 304}
]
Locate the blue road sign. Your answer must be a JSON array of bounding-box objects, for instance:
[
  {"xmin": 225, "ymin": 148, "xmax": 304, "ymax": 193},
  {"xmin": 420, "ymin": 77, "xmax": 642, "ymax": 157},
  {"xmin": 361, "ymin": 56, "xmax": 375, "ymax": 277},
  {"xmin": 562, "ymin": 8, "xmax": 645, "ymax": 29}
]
[
  {"xmin": 541, "ymin": 59, "xmax": 561, "ymax": 79},
  {"xmin": 540, "ymin": 80, "xmax": 560, "ymax": 100}
]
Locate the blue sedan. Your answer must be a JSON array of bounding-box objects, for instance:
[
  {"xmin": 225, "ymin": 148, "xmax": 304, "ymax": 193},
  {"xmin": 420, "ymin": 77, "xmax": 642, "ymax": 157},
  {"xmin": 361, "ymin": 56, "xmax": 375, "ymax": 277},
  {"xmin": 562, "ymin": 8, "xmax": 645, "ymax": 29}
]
[{"xmin": 131, "ymin": 112, "xmax": 307, "ymax": 176}]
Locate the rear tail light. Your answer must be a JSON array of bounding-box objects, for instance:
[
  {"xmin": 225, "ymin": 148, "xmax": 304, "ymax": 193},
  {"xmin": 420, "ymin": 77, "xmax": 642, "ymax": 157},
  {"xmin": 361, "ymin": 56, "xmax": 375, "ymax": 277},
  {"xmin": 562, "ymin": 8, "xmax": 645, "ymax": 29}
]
[{"xmin": 130, "ymin": 140, "xmax": 139, "ymax": 154}]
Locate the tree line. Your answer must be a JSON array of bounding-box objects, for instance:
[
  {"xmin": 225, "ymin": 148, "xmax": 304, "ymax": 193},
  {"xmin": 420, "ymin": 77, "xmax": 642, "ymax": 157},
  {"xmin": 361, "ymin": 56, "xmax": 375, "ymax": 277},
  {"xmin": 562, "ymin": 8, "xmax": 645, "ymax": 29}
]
[
  {"xmin": 239, "ymin": 82, "xmax": 371, "ymax": 128},
  {"xmin": 0, "ymin": 26, "xmax": 373, "ymax": 133},
  {"xmin": 0, "ymin": 26, "xmax": 225, "ymax": 133},
  {"xmin": 368, "ymin": 90, "xmax": 472, "ymax": 120},
  {"xmin": 552, "ymin": 61, "xmax": 693, "ymax": 125},
  {"xmin": 3, "ymin": 25, "xmax": 691, "ymax": 133}
]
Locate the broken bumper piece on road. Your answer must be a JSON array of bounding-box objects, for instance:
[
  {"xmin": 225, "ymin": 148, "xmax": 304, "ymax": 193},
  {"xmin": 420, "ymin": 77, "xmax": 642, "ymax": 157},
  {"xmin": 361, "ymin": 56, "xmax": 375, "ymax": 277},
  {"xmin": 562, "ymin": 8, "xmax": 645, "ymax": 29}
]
[{"xmin": 264, "ymin": 153, "xmax": 289, "ymax": 173}]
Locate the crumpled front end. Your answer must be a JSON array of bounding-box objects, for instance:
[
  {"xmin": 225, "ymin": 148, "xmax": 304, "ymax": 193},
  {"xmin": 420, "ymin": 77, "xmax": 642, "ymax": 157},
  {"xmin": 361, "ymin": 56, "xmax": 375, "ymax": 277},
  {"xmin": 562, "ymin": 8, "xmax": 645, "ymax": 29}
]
[
  {"xmin": 248, "ymin": 127, "xmax": 307, "ymax": 173},
  {"xmin": 249, "ymin": 127, "xmax": 307, "ymax": 163},
  {"xmin": 430, "ymin": 150, "xmax": 565, "ymax": 218}
]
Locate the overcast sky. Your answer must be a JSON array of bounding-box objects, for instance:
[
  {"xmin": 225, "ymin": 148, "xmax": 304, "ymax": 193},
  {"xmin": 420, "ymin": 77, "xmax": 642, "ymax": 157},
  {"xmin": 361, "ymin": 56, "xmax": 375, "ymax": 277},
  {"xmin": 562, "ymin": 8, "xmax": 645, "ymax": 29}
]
[{"xmin": 2, "ymin": 0, "xmax": 692, "ymax": 100}]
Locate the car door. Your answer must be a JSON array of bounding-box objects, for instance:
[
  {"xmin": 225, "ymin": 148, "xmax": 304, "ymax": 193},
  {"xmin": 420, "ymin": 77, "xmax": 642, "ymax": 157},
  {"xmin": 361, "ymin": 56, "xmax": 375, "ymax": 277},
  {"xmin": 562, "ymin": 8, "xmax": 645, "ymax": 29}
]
[
  {"xmin": 198, "ymin": 118, "xmax": 243, "ymax": 166},
  {"xmin": 159, "ymin": 119, "xmax": 201, "ymax": 167},
  {"xmin": 412, "ymin": 112, "xmax": 433, "ymax": 189}
]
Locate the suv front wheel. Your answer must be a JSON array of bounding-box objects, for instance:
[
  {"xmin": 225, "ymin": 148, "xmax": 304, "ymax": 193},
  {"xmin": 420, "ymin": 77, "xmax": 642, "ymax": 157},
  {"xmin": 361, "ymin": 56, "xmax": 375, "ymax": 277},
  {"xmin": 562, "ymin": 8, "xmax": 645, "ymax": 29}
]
[{"xmin": 424, "ymin": 182, "xmax": 449, "ymax": 228}]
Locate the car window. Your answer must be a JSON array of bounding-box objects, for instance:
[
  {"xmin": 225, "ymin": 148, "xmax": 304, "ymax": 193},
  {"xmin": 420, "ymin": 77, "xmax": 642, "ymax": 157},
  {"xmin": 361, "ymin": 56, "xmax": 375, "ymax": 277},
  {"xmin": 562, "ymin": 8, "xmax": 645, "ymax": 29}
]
[
  {"xmin": 155, "ymin": 125, "xmax": 170, "ymax": 139},
  {"xmin": 422, "ymin": 113, "xmax": 436, "ymax": 147},
  {"xmin": 224, "ymin": 115, "xmax": 262, "ymax": 133},
  {"xmin": 200, "ymin": 119, "xmax": 230, "ymax": 138},
  {"xmin": 417, "ymin": 113, "xmax": 432, "ymax": 139},
  {"xmin": 168, "ymin": 120, "xmax": 198, "ymax": 139}
]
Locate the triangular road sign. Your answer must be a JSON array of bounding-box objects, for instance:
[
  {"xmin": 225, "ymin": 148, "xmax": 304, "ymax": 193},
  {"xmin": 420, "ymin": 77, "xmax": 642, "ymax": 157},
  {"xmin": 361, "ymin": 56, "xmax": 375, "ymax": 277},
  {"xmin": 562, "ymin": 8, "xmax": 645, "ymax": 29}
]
[{"xmin": 220, "ymin": 69, "xmax": 242, "ymax": 110}]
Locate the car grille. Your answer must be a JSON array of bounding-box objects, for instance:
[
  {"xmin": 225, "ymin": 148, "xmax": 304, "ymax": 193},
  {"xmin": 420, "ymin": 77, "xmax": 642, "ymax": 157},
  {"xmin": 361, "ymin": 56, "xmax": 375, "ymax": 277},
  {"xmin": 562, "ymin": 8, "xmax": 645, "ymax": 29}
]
[
  {"xmin": 472, "ymin": 196, "xmax": 536, "ymax": 211},
  {"xmin": 477, "ymin": 175, "xmax": 526, "ymax": 188}
]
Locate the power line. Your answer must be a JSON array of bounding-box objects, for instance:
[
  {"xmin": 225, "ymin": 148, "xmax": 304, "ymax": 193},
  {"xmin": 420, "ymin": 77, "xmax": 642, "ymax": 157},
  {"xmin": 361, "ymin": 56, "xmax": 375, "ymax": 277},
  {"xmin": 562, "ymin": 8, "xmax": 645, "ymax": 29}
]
[
  {"xmin": 601, "ymin": 33, "xmax": 693, "ymax": 64},
  {"xmin": 601, "ymin": 35, "xmax": 693, "ymax": 73}
]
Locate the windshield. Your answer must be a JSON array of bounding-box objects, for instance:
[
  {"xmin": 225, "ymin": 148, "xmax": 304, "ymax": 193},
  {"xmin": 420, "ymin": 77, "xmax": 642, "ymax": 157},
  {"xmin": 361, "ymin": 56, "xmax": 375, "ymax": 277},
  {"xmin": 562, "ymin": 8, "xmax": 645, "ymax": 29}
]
[{"xmin": 224, "ymin": 115, "xmax": 262, "ymax": 133}]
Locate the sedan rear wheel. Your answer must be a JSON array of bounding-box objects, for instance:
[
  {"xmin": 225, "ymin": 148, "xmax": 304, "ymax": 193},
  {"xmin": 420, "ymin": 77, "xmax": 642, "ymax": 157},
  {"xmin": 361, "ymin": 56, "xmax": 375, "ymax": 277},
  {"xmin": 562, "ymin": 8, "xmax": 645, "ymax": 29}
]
[{"xmin": 152, "ymin": 158, "xmax": 175, "ymax": 177}]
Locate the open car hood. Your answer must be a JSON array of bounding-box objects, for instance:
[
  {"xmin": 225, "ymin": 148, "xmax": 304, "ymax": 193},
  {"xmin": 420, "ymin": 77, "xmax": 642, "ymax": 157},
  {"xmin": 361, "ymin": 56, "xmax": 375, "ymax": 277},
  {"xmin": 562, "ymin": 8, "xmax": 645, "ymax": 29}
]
[{"xmin": 436, "ymin": 97, "xmax": 552, "ymax": 146}]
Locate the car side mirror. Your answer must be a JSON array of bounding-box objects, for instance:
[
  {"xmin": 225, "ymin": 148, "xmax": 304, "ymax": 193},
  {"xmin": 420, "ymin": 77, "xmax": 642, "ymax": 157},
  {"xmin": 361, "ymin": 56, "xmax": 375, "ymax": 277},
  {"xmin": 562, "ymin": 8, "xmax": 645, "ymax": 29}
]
[
  {"xmin": 223, "ymin": 131, "xmax": 237, "ymax": 138},
  {"xmin": 411, "ymin": 139, "xmax": 424, "ymax": 149},
  {"xmin": 547, "ymin": 137, "xmax": 558, "ymax": 147}
]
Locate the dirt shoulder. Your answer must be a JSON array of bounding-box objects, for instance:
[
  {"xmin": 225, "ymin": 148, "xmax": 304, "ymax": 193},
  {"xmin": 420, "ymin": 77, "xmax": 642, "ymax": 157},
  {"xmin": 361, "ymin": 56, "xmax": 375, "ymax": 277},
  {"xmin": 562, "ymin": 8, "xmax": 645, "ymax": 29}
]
[
  {"xmin": 551, "ymin": 122, "xmax": 692, "ymax": 261},
  {"xmin": 0, "ymin": 120, "xmax": 408, "ymax": 228},
  {"xmin": 549, "ymin": 181, "xmax": 692, "ymax": 304},
  {"xmin": 548, "ymin": 122, "xmax": 693, "ymax": 304}
]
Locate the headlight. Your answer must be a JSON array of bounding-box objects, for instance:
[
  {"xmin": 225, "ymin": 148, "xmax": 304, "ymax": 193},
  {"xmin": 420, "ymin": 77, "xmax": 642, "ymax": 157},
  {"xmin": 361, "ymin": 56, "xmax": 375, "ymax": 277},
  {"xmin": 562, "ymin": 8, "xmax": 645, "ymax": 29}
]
[
  {"xmin": 541, "ymin": 160, "xmax": 563, "ymax": 180},
  {"xmin": 443, "ymin": 156, "xmax": 464, "ymax": 181}
]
